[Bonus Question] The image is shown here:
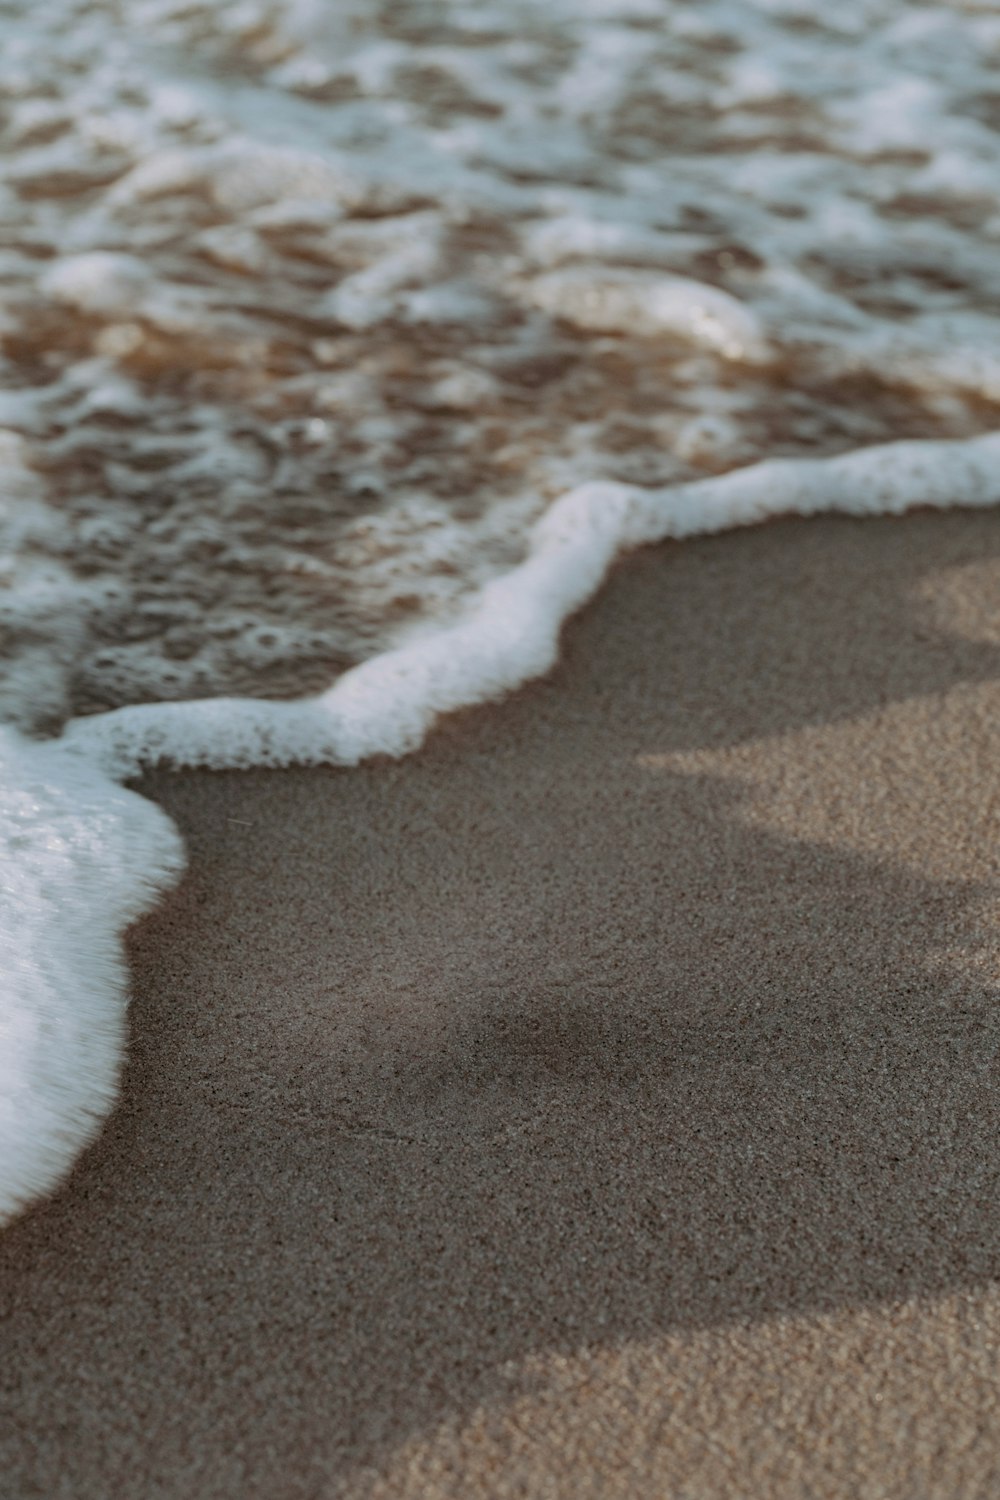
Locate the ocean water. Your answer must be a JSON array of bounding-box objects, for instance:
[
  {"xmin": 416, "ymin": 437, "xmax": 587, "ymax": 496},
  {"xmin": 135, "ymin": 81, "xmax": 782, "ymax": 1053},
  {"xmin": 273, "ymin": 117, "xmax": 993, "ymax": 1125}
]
[{"xmin": 3, "ymin": 0, "xmax": 1000, "ymax": 1220}]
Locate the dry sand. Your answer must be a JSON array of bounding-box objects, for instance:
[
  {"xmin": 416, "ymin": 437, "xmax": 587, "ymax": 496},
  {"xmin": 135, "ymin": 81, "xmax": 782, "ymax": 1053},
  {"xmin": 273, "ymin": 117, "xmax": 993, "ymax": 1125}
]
[{"xmin": 3, "ymin": 510, "xmax": 1000, "ymax": 1498}]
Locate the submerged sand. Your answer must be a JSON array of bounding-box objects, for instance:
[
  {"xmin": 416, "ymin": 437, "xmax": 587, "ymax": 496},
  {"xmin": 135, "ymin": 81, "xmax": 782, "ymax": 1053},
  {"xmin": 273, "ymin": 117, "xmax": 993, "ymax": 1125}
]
[{"xmin": 3, "ymin": 509, "xmax": 1000, "ymax": 1497}]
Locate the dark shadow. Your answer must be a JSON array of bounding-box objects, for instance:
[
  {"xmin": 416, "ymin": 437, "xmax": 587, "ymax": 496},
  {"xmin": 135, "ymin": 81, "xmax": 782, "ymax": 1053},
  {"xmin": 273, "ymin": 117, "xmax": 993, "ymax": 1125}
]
[{"xmin": 2, "ymin": 510, "xmax": 1000, "ymax": 1495}]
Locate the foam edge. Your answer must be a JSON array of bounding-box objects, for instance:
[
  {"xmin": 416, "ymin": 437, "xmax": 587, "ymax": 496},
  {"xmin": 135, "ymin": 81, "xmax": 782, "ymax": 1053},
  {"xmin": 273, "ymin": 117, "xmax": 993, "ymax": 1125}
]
[{"xmin": 60, "ymin": 431, "xmax": 1000, "ymax": 782}]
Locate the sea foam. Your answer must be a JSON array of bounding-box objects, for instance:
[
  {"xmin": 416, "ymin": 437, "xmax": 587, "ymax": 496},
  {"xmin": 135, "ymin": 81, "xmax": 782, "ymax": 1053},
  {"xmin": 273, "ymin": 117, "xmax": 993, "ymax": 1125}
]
[{"xmin": 0, "ymin": 727, "xmax": 183, "ymax": 1224}]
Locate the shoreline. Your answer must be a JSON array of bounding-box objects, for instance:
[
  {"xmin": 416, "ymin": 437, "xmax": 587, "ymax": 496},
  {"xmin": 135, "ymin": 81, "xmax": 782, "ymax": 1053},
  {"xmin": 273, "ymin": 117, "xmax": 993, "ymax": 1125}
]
[{"xmin": 3, "ymin": 508, "xmax": 1000, "ymax": 1497}]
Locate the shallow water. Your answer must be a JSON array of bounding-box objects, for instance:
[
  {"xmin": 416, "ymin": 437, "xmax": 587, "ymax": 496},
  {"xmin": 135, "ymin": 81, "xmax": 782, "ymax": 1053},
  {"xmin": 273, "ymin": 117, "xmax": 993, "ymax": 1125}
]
[{"xmin": 4, "ymin": 0, "xmax": 1000, "ymax": 729}]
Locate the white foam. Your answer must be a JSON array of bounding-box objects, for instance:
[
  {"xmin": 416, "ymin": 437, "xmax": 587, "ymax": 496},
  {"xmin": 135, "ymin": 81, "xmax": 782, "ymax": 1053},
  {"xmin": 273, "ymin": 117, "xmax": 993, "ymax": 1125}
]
[
  {"xmin": 0, "ymin": 727, "xmax": 184, "ymax": 1226},
  {"xmin": 518, "ymin": 268, "xmax": 772, "ymax": 363},
  {"xmin": 105, "ymin": 141, "xmax": 365, "ymax": 214},
  {"xmin": 62, "ymin": 431, "xmax": 1000, "ymax": 781},
  {"xmin": 40, "ymin": 252, "xmax": 152, "ymax": 317}
]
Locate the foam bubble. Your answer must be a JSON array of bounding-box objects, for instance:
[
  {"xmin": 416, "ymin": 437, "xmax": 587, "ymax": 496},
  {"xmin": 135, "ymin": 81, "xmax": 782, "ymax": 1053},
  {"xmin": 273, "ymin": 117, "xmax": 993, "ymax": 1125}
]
[
  {"xmin": 519, "ymin": 268, "xmax": 772, "ymax": 363},
  {"xmin": 40, "ymin": 252, "xmax": 152, "ymax": 316}
]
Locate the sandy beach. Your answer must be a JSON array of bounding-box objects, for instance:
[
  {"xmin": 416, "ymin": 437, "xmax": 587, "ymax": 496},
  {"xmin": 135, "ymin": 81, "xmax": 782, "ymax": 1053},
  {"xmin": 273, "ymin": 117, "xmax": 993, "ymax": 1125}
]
[{"xmin": 3, "ymin": 508, "xmax": 1000, "ymax": 1498}]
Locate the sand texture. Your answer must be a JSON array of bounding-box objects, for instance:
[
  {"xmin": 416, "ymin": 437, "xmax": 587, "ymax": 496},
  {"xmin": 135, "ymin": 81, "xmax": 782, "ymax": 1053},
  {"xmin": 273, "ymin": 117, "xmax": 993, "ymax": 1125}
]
[{"xmin": 3, "ymin": 510, "xmax": 1000, "ymax": 1498}]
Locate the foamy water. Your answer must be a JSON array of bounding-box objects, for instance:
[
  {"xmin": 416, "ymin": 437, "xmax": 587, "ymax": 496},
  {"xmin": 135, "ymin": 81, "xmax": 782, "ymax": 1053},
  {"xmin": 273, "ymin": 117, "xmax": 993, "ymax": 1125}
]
[{"xmin": 3, "ymin": 0, "xmax": 1000, "ymax": 1220}]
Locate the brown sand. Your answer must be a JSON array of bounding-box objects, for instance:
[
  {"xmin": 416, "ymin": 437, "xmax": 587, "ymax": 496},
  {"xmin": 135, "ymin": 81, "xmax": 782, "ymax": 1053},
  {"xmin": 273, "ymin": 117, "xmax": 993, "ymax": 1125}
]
[{"xmin": 3, "ymin": 510, "xmax": 1000, "ymax": 1498}]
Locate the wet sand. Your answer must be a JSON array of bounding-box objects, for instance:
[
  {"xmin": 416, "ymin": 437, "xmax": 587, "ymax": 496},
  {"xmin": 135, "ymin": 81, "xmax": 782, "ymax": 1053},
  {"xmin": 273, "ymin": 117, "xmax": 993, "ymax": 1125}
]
[{"xmin": 3, "ymin": 509, "xmax": 1000, "ymax": 1498}]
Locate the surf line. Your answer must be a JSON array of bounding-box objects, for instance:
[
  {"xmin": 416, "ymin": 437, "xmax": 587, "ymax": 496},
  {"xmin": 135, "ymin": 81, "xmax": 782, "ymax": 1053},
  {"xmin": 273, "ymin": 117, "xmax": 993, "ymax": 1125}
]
[
  {"xmin": 63, "ymin": 431, "xmax": 1000, "ymax": 779},
  {"xmin": 3, "ymin": 430, "xmax": 999, "ymax": 1227}
]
